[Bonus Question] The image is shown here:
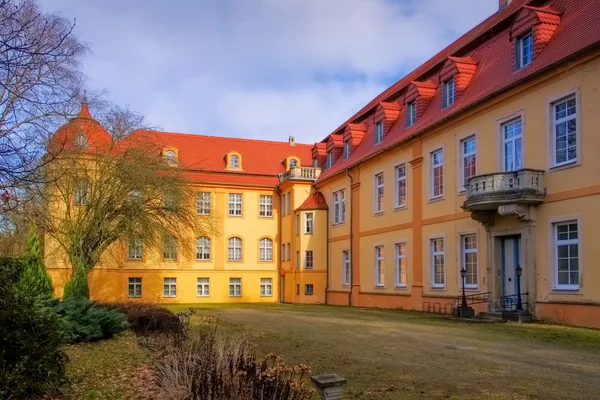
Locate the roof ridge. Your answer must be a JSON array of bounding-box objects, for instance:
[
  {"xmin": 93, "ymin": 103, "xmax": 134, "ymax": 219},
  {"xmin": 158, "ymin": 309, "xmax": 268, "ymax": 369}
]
[{"xmin": 133, "ymin": 129, "xmax": 313, "ymax": 147}]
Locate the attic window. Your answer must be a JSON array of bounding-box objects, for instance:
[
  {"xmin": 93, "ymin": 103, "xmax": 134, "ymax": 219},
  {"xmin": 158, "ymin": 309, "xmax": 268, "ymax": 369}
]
[
  {"xmin": 165, "ymin": 150, "xmax": 176, "ymax": 161},
  {"xmin": 406, "ymin": 101, "xmax": 417, "ymax": 127},
  {"xmin": 289, "ymin": 159, "xmax": 297, "ymax": 169},
  {"xmin": 75, "ymin": 132, "xmax": 88, "ymax": 149},
  {"xmin": 343, "ymin": 140, "xmax": 351, "ymax": 160},
  {"xmin": 374, "ymin": 122, "xmax": 384, "ymax": 145},
  {"xmin": 442, "ymin": 79, "xmax": 455, "ymax": 109},
  {"xmin": 326, "ymin": 151, "xmax": 334, "ymax": 168},
  {"xmin": 516, "ymin": 31, "xmax": 533, "ymax": 69},
  {"xmin": 230, "ymin": 155, "xmax": 240, "ymax": 169},
  {"xmin": 312, "ymin": 158, "xmax": 318, "ymax": 168}
]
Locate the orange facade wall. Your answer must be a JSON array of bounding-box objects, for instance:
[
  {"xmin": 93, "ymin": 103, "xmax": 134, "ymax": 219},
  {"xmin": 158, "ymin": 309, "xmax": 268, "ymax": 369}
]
[{"xmin": 536, "ymin": 303, "xmax": 600, "ymax": 329}]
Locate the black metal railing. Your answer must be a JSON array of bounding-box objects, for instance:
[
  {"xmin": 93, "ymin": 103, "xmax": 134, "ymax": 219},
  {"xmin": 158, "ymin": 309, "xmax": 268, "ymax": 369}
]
[
  {"xmin": 454, "ymin": 291, "xmax": 492, "ymax": 307},
  {"xmin": 500, "ymin": 293, "xmax": 529, "ymax": 311}
]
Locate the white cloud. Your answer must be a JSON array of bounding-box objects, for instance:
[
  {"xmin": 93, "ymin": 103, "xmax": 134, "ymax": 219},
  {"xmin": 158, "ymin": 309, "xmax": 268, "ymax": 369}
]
[{"xmin": 41, "ymin": 0, "xmax": 498, "ymax": 144}]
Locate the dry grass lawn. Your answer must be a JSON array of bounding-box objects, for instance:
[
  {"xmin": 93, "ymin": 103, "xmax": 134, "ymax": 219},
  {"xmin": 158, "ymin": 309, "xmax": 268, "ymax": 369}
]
[{"xmin": 169, "ymin": 303, "xmax": 600, "ymax": 400}]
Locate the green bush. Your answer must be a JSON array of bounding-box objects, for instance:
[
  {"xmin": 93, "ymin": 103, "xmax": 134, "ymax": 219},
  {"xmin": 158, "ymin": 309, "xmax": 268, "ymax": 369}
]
[
  {"xmin": 104, "ymin": 303, "xmax": 185, "ymax": 337},
  {"xmin": 55, "ymin": 298, "xmax": 128, "ymax": 343},
  {"xmin": 0, "ymin": 257, "xmax": 67, "ymax": 399},
  {"xmin": 15, "ymin": 224, "xmax": 53, "ymax": 298},
  {"xmin": 62, "ymin": 265, "xmax": 90, "ymax": 300}
]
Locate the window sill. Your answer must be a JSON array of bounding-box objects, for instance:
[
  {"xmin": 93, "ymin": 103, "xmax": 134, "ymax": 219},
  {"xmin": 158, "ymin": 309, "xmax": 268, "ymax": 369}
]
[
  {"xmin": 374, "ymin": 285, "xmax": 385, "ymax": 289},
  {"xmin": 128, "ymin": 296, "xmax": 142, "ymax": 299},
  {"xmin": 197, "ymin": 212, "xmax": 211, "ymax": 216},
  {"xmin": 229, "ymin": 295, "xmax": 242, "ymax": 298},
  {"xmin": 228, "ymin": 260, "xmax": 243, "ymax": 263},
  {"xmin": 228, "ymin": 215, "xmax": 243, "ymax": 218},
  {"xmin": 552, "ymin": 287, "xmax": 581, "ymax": 293},
  {"xmin": 428, "ymin": 196, "xmax": 445, "ymax": 204},
  {"xmin": 394, "ymin": 205, "xmax": 407, "ymax": 211},
  {"xmin": 194, "ymin": 259, "xmax": 212, "ymax": 262},
  {"xmin": 548, "ymin": 160, "xmax": 580, "ymax": 173},
  {"xmin": 304, "ymin": 232, "xmax": 314, "ymax": 235},
  {"xmin": 259, "ymin": 216, "xmax": 273, "ymax": 219},
  {"xmin": 128, "ymin": 258, "xmax": 144, "ymax": 262},
  {"xmin": 395, "ymin": 285, "xmax": 408, "ymax": 289},
  {"xmin": 260, "ymin": 295, "xmax": 273, "ymax": 298},
  {"xmin": 331, "ymin": 221, "xmax": 346, "ymax": 227},
  {"xmin": 197, "ymin": 295, "xmax": 210, "ymax": 298},
  {"xmin": 374, "ymin": 210, "xmax": 385, "ymax": 216},
  {"xmin": 429, "ymin": 286, "xmax": 446, "ymax": 290},
  {"xmin": 163, "ymin": 296, "xmax": 177, "ymax": 299},
  {"xmin": 258, "ymin": 260, "xmax": 273, "ymax": 263}
]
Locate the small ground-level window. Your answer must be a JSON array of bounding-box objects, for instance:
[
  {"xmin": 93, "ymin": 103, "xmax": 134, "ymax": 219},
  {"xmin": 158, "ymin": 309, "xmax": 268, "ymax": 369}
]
[
  {"xmin": 305, "ymin": 284, "xmax": 314, "ymax": 295},
  {"xmin": 128, "ymin": 277, "xmax": 142, "ymax": 298},
  {"xmin": 260, "ymin": 278, "xmax": 273, "ymax": 297},
  {"xmin": 229, "ymin": 278, "xmax": 242, "ymax": 297},
  {"xmin": 197, "ymin": 278, "xmax": 210, "ymax": 297},
  {"xmin": 163, "ymin": 277, "xmax": 176, "ymax": 298}
]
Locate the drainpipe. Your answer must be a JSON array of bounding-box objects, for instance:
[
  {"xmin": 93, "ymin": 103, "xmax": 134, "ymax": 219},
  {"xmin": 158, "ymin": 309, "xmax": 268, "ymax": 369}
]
[
  {"xmin": 346, "ymin": 168, "xmax": 354, "ymax": 307},
  {"xmin": 275, "ymin": 181, "xmax": 283, "ymax": 303},
  {"xmin": 325, "ymin": 204, "xmax": 330, "ymax": 305}
]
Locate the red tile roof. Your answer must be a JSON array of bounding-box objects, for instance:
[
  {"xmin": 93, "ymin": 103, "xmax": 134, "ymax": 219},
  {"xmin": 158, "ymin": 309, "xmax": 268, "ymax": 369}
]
[
  {"xmin": 296, "ymin": 192, "xmax": 328, "ymax": 211},
  {"xmin": 318, "ymin": 0, "xmax": 600, "ymax": 182}
]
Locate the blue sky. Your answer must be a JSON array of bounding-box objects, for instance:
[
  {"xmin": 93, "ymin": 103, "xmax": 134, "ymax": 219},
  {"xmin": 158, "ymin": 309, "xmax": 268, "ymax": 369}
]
[{"xmin": 41, "ymin": 0, "xmax": 498, "ymax": 144}]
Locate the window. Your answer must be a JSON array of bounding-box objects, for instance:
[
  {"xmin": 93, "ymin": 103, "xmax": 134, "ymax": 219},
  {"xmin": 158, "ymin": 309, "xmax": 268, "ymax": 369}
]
[
  {"xmin": 285, "ymin": 243, "xmax": 290, "ymax": 261},
  {"xmin": 394, "ymin": 164, "xmax": 407, "ymax": 208},
  {"xmin": 343, "ymin": 140, "xmax": 351, "ymax": 159},
  {"xmin": 229, "ymin": 278, "xmax": 242, "ymax": 297},
  {"xmin": 260, "ymin": 278, "xmax": 273, "ymax": 297},
  {"xmin": 73, "ymin": 180, "xmax": 89, "ymax": 206},
  {"xmin": 554, "ymin": 221, "xmax": 579, "ymax": 290},
  {"xmin": 197, "ymin": 192, "xmax": 211, "ymax": 215},
  {"xmin": 289, "ymin": 159, "xmax": 297, "ymax": 169},
  {"xmin": 374, "ymin": 173, "xmax": 384, "ymax": 213},
  {"xmin": 305, "ymin": 212, "xmax": 314, "ymax": 234},
  {"xmin": 75, "ymin": 133, "xmax": 88, "ymax": 148},
  {"xmin": 312, "ymin": 158, "xmax": 318, "ymax": 168},
  {"xmin": 196, "ymin": 236, "xmax": 210, "ymax": 260},
  {"xmin": 230, "ymin": 155, "xmax": 239, "ymax": 169},
  {"xmin": 228, "ymin": 193, "xmax": 242, "ymax": 216},
  {"xmin": 460, "ymin": 136, "xmax": 476, "ymax": 190},
  {"xmin": 326, "ymin": 151, "xmax": 334, "ymax": 168},
  {"xmin": 305, "ymin": 250, "xmax": 314, "ymax": 269},
  {"xmin": 375, "ymin": 122, "xmax": 384, "ymax": 144},
  {"xmin": 342, "ymin": 250, "xmax": 350, "ymax": 286},
  {"xmin": 395, "ymin": 243, "xmax": 407, "ymax": 287},
  {"xmin": 296, "ymin": 213, "xmax": 300, "ymax": 235},
  {"xmin": 282, "ymin": 244, "xmax": 286, "ymax": 261},
  {"xmin": 164, "ymin": 192, "xmax": 177, "ymax": 212},
  {"xmin": 259, "ymin": 238, "xmax": 273, "ymax": 261},
  {"xmin": 260, "ymin": 195, "xmax": 273, "ymax": 217},
  {"xmin": 197, "ymin": 278, "xmax": 210, "ymax": 297},
  {"xmin": 163, "ymin": 278, "xmax": 176, "ymax": 298},
  {"xmin": 552, "ymin": 96, "xmax": 577, "ymax": 166},
  {"xmin": 332, "ymin": 189, "xmax": 346, "ymax": 224},
  {"xmin": 128, "ymin": 239, "xmax": 143, "ymax": 260},
  {"xmin": 431, "ymin": 238, "xmax": 445, "ymax": 288},
  {"xmin": 165, "ymin": 150, "xmax": 176, "ymax": 161},
  {"xmin": 431, "ymin": 149, "xmax": 444, "ymax": 199},
  {"xmin": 443, "ymin": 79, "xmax": 455, "ymax": 109},
  {"xmin": 305, "ymin": 284, "xmax": 314, "ymax": 295},
  {"xmin": 406, "ymin": 101, "xmax": 417, "ymax": 127},
  {"xmin": 296, "ymin": 250, "xmax": 300, "ymax": 269},
  {"xmin": 516, "ymin": 31, "xmax": 533, "ymax": 69},
  {"xmin": 502, "ymin": 118, "xmax": 523, "ymax": 172},
  {"xmin": 374, "ymin": 246, "xmax": 385, "ymax": 286},
  {"xmin": 281, "ymin": 193, "xmax": 287, "ymax": 216},
  {"xmin": 163, "ymin": 236, "xmax": 178, "ymax": 260},
  {"xmin": 228, "ymin": 237, "xmax": 242, "ymax": 261},
  {"xmin": 287, "ymin": 193, "xmax": 292, "ymax": 216},
  {"xmin": 461, "ymin": 234, "xmax": 478, "ymax": 288},
  {"xmin": 296, "ymin": 284, "xmax": 300, "ymax": 295},
  {"xmin": 128, "ymin": 277, "xmax": 142, "ymax": 298}
]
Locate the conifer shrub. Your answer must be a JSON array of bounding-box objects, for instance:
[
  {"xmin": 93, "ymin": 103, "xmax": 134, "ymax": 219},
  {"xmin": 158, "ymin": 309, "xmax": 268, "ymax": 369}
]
[
  {"xmin": 62, "ymin": 265, "xmax": 90, "ymax": 300},
  {"xmin": 15, "ymin": 225, "xmax": 53, "ymax": 298},
  {"xmin": 55, "ymin": 298, "xmax": 128, "ymax": 343}
]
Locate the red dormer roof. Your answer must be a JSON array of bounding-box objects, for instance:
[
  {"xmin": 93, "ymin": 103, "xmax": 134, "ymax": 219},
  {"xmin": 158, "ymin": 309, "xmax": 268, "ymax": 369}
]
[
  {"xmin": 318, "ymin": 0, "xmax": 599, "ymax": 183},
  {"xmin": 296, "ymin": 192, "xmax": 328, "ymax": 211}
]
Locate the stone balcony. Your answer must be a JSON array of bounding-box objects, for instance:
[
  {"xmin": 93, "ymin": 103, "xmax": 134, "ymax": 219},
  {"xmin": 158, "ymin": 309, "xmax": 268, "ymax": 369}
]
[
  {"xmin": 280, "ymin": 166, "xmax": 322, "ymax": 182},
  {"xmin": 463, "ymin": 169, "xmax": 546, "ymax": 211}
]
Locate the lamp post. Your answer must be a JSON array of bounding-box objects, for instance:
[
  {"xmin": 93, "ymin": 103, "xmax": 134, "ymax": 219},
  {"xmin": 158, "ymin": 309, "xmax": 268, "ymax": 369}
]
[
  {"xmin": 515, "ymin": 265, "xmax": 523, "ymax": 311},
  {"xmin": 460, "ymin": 267, "xmax": 468, "ymax": 308}
]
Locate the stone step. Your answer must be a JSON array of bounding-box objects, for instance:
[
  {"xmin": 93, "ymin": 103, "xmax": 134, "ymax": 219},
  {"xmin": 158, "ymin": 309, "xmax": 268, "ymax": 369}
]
[{"xmin": 477, "ymin": 311, "xmax": 504, "ymax": 320}]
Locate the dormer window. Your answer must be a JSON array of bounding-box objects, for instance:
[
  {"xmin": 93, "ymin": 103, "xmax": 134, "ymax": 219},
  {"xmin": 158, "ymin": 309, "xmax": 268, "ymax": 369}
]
[
  {"xmin": 374, "ymin": 122, "xmax": 384, "ymax": 144},
  {"xmin": 230, "ymin": 155, "xmax": 239, "ymax": 169},
  {"xmin": 289, "ymin": 159, "xmax": 297, "ymax": 169},
  {"xmin": 326, "ymin": 151, "xmax": 333, "ymax": 168},
  {"xmin": 516, "ymin": 31, "xmax": 533, "ymax": 69},
  {"xmin": 406, "ymin": 101, "xmax": 417, "ymax": 127},
  {"xmin": 343, "ymin": 140, "xmax": 351, "ymax": 160},
  {"xmin": 165, "ymin": 150, "xmax": 176, "ymax": 161},
  {"xmin": 75, "ymin": 132, "xmax": 88, "ymax": 149},
  {"xmin": 442, "ymin": 79, "xmax": 455, "ymax": 109},
  {"xmin": 312, "ymin": 158, "xmax": 318, "ymax": 168}
]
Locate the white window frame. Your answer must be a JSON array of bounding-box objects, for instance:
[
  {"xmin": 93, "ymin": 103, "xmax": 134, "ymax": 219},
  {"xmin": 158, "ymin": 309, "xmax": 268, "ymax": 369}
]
[
  {"xmin": 459, "ymin": 136, "xmax": 476, "ymax": 192},
  {"xmin": 551, "ymin": 95, "xmax": 578, "ymax": 168},
  {"xmin": 73, "ymin": 180, "xmax": 89, "ymax": 206},
  {"xmin": 374, "ymin": 121, "xmax": 384, "ymax": 144},
  {"xmin": 163, "ymin": 236, "xmax": 178, "ymax": 261},
  {"xmin": 128, "ymin": 239, "xmax": 143, "ymax": 260},
  {"xmin": 305, "ymin": 212, "xmax": 314, "ymax": 234},
  {"xmin": 553, "ymin": 220, "xmax": 580, "ymax": 291},
  {"xmin": 163, "ymin": 277, "xmax": 177, "ymax": 298},
  {"xmin": 197, "ymin": 192, "xmax": 211, "ymax": 215},
  {"xmin": 259, "ymin": 195, "xmax": 273, "ymax": 218},
  {"xmin": 230, "ymin": 155, "xmax": 239, "ymax": 169},
  {"xmin": 516, "ymin": 31, "xmax": 533, "ymax": 70},
  {"xmin": 259, "ymin": 237, "xmax": 273, "ymax": 262},
  {"xmin": 128, "ymin": 277, "xmax": 142, "ymax": 298},
  {"xmin": 305, "ymin": 284, "xmax": 314, "ymax": 295},
  {"xmin": 295, "ymin": 213, "xmax": 300, "ymax": 235},
  {"xmin": 197, "ymin": 278, "xmax": 210, "ymax": 297},
  {"xmin": 501, "ymin": 117, "xmax": 523, "ymax": 172},
  {"xmin": 229, "ymin": 278, "xmax": 242, "ymax": 297},
  {"xmin": 374, "ymin": 172, "xmax": 384, "ymax": 214},
  {"xmin": 460, "ymin": 233, "xmax": 478, "ymax": 289},
  {"xmin": 260, "ymin": 278, "xmax": 273, "ymax": 297},
  {"xmin": 343, "ymin": 140, "xmax": 351, "ymax": 160},
  {"xmin": 305, "ymin": 250, "xmax": 314, "ymax": 270},
  {"xmin": 196, "ymin": 236, "xmax": 211, "ymax": 260},
  {"xmin": 164, "ymin": 150, "xmax": 176, "ymax": 161},
  {"xmin": 332, "ymin": 189, "xmax": 346, "ymax": 225},
  {"xmin": 228, "ymin": 237, "xmax": 242, "ymax": 261},
  {"xmin": 430, "ymin": 149, "xmax": 444, "ymax": 199},
  {"xmin": 406, "ymin": 101, "xmax": 417, "ymax": 127},
  {"xmin": 395, "ymin": 242, "xmax": 407, "ymax": 288},
  {"xmin": 326, "ymin": 151, "xmax": 334, "ymax": 168},
  {"xmin": 394, "ymin": 163, "xmax": 407, "ymax": 209},
  {"xmin": 430, "ymin": 237, "xmax": 445, "ymax": 288},
  {"xmin": 228, "ymin": 193, "xmax": 243, "ymax": 216},
  {"xmin": 374, "ymin": 245, "xmax": 385, "ymax": 287},
  {"xmin": 288, "ymin": 159, "xmax": 297, "ymax": 169},
  {"xmin": 342, "ymin": 250, "xmax": 350, "ymax": 286},
  {"xmin": 443, "ymin": 78, "xmax": 455, "ymax": 109}
]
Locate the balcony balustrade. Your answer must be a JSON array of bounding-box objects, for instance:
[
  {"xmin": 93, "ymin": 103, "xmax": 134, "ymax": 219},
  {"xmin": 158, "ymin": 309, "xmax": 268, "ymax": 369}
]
[
  {"xmin": 463, "ymin": 169, "xmax": 545, "ymax": 211},
  {"xmin": 280, "ymin": 166, "xmax": 322, "ymax": 182}
]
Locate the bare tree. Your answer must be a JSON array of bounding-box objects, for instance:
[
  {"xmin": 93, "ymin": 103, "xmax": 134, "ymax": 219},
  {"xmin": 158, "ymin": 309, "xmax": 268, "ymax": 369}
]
[
  {"xmin": 0, "ymin": 0, "xmax": 87, "ymax": 198},
  {"xmin": 97, "ymin": 104, "xmax": 159, "ymax": 140}
]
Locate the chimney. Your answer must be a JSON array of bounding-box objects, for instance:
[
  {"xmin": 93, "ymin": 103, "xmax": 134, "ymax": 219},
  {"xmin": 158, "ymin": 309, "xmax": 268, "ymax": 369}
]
[
  {"xmin": 289, "ymin": 135, "xmax": 295, "ymax": 146},
  {"xmin": 499, "ymin": 0, "xmax": 512, "ymax": 10}
]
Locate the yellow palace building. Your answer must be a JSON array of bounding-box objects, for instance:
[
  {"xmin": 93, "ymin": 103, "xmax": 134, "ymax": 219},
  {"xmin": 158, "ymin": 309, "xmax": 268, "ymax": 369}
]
[{"xmin": 46, "ymin": 0, "xmax": 600, "ymax": 328}]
